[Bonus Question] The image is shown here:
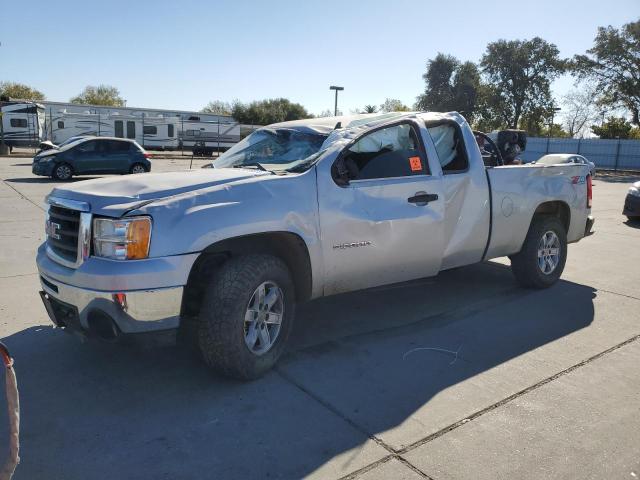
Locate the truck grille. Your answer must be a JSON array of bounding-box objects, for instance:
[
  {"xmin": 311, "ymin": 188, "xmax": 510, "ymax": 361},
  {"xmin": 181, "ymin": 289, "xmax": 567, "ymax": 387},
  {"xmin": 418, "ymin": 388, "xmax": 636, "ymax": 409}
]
[{"xmin": 47, "ymin": 205, "xmax": 81, "ymax": 263}]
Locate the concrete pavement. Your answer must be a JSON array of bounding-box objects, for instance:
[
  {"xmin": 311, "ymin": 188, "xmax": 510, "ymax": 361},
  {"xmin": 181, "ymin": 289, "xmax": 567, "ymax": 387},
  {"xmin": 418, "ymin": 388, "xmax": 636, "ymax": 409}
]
[{"xmin": 0, "ymin": 157, "xmax": 638, "ymax": 479}]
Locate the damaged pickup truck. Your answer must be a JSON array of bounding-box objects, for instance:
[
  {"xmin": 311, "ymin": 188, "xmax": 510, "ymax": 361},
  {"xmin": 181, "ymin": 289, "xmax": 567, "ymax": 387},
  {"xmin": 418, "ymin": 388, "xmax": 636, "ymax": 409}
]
[{"xmin": 37, "ymin": 112, "xmax": 594, "ymax": 379}]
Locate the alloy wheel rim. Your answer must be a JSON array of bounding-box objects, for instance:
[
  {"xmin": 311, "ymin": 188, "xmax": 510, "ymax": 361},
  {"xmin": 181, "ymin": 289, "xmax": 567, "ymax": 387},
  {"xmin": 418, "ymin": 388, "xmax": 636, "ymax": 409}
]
[
  {"xmin": 132, "ymin": 165, "xmax": 145, "ymax": 174},
  {"xmin": 243, "ymin": 281, "xmax": 284, "ymax": 355},
  {"xmin": 537, "ymin": 231, "xmax": 561, "ymax": 275},
  {"xmin": 57, "ymin": 165, "xmax": 71, "ymax": 179}
]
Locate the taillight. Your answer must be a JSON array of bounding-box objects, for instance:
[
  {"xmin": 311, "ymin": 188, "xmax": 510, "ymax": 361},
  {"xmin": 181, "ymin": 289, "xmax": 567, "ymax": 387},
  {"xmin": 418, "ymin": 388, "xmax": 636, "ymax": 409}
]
[
  {"xmin": 587, "ymin": 174, "xmax": 592, "ymax": 208},
  {"xmin": 143, "ymin": 152, "xmax": 151, "ymax": 159}
]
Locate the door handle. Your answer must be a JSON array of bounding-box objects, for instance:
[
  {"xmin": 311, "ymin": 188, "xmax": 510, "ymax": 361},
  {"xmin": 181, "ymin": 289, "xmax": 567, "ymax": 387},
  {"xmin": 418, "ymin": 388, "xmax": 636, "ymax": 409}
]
[{"xmin": 408, "ymin": 192, "xmax": 438, "ymax": 206}]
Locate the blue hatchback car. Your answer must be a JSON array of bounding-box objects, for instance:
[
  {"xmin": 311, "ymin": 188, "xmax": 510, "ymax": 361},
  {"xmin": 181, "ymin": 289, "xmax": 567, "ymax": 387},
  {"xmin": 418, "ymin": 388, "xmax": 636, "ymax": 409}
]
[{"xmin": 32, "ymin": 137, "xmax": 151, "ymax": 180}]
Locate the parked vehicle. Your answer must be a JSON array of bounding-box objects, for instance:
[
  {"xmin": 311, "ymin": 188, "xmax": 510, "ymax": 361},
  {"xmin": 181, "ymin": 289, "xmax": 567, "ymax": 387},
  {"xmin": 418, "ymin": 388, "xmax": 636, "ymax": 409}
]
[
  {"xmin": 623, "ymin": 181, "xmax": 640, "ymax": 220},
  {"xmin": 535, "ymin": 153, "xmax": 596, "ymax": 177},
  {"xmin": 36, "ymin": 112, "xmax": 594, "ymax": 379},
  {"xmin": 32, "ymin": 136, "xmax": 151, "ymax": 180},
  {"xmin": 0, "ymin": 101, "xmax": 46, "ymax": 149}
]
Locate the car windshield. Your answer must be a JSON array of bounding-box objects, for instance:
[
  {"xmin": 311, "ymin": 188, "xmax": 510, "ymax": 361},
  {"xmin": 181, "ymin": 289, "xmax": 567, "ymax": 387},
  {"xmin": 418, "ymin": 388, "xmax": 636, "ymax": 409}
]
[
  {"xmin": 58, "ymin": 137, "xmax": 88, "ymax": 149},
  {"xmin": 536, "ymin": 155, "xmax": 571, "ymax": 165},
  {"xmin": 212, "ymin": 128, "xmax": 329, "ymax": 173}
]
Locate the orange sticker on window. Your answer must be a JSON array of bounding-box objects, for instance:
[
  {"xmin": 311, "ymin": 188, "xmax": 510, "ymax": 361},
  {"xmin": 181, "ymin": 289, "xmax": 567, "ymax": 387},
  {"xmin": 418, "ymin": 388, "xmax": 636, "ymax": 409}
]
[{"xmin": 409, "ymin": 156, "xmax": 422, "ymax": 172}]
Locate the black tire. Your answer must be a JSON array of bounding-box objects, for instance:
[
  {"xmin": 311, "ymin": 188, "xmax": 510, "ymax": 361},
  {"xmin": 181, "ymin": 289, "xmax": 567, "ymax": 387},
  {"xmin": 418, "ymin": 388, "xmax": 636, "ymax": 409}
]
[
  {"xmin": 511, "ymin": 215, "xmax": 567, "ymax": 289},
  {"xmin": 129, "ymin": 163, "xmax": 147, "ymax": 174},
  {"xmin": 52, "ymin": 162, "xmax": 73, "ymax": 181},
  {"xmin": 198, "ymin": 254, "xmax": 295, "ymax": 380}
]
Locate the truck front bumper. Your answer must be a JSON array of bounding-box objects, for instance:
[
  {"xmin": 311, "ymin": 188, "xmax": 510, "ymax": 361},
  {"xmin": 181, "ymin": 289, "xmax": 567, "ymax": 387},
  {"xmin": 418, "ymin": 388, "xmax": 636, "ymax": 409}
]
[{"xmin": 36, "ymin": 243, "xmax": 198, "ymax": 344}]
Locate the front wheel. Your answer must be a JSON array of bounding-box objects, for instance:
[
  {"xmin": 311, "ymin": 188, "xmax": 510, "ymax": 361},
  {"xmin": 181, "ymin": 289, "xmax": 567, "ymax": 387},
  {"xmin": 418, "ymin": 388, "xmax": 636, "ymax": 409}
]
[
  {"xmin": 511, "ymin": 215, "xmax": 567, "ymax": 289},
  {"xmin": 52, "ymin": 163, "xmax": 73, "ymax": 181},
  {"xmin": 197, "ymin": 254, "xmax": 295, "ymax": 380}
]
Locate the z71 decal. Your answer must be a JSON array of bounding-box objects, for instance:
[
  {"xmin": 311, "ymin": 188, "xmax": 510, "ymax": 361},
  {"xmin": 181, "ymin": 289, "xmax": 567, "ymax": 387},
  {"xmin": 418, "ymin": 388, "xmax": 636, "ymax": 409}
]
[{"xmin": 571, "ymin": 176, "xmax": 586, "ymax": 185}]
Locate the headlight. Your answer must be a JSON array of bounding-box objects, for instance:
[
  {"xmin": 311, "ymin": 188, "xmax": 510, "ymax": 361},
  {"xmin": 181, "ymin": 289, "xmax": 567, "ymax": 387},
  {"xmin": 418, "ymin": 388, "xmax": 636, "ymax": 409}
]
[
  {"xmin": 629, "ymin": 186, "xmax": 640, "ymax": 198},
  {"xmin": 93, "ymin": 216, "xmax": 152, "ymax": 260}
]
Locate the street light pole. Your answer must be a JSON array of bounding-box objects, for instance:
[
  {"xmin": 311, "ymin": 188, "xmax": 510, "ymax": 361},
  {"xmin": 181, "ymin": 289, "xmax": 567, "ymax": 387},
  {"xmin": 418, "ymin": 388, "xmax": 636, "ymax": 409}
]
[
  {"xmin": 549, "ymin": 106, "xmax": 561, "ymax": 138},
  {"xmin": 329, "ymin": 86, "xmax": 344, "ymax": 116}
]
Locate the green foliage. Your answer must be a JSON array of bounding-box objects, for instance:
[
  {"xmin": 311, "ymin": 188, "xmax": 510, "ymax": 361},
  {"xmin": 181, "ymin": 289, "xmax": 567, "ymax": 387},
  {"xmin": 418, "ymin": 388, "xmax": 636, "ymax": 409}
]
[
  {"xmin": 230, "ymin": 98, "xmax": 311, "ymax": 125},
  {"xmin": 362, "ymin": 105, "xmax": 378, "ymax": 113},
  {"xmin": 572, "ymin": 19, "xmax": 640, "ymax": 125},
  {"xmin": 0, "ymin": 81, "xmax": 45, "ymax": 101},
  {"xmin": 379, "ymin": 98, "xmax": 410, "ymax": 113},
  {"xmin": 415, "ymin": 54, "xmax": 482, "ymax": 122},
  {"xmin": 201, "ymin": 100, "xmax": 232, "ymax": 115},
  {"xmin": 591, "ymin": 116, "xmax": 633, "ymax": 138},
  {"xmin": 630, "ymin": 127, "xmax": 640, "ymax": 139},
  {"xmin": 70, "ymin": 85, "xmax": 125, "ymax": 106},
  {"xmin": 480, "ymin": 37, "xmax": 565, "ymax": 128}
]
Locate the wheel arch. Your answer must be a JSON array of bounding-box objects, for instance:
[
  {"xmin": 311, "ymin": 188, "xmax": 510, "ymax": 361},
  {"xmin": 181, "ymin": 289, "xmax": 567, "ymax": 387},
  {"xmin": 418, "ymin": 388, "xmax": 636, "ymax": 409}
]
[
  {"xmin": 531, "ymin": 200, "xmax": 571, "ymax": 233},
  {"xmin": 180, "ymin": 231, "xmax": 313, "ymax": 319}
]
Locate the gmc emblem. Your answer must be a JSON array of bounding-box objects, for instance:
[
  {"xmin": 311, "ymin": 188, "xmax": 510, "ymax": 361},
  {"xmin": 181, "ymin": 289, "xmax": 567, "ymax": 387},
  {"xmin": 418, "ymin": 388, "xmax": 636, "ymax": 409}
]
[{"xmin": 46, "ymin": 220, "xmax": 62, "ymax": 240}]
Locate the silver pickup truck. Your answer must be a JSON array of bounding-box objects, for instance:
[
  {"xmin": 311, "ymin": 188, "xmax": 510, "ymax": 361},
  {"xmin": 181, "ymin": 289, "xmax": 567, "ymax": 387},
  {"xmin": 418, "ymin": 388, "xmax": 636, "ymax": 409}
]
[{"xmin": 37, "ymin": 112, "xmax": 594, "ymax": 379}]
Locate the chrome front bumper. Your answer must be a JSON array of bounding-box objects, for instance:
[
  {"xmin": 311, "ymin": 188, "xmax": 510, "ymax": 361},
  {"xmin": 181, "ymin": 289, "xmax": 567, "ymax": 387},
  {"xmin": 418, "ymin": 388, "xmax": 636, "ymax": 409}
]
[{"xmin": 39, "ymin": 271, "xmax": 183, "ymax": 336}]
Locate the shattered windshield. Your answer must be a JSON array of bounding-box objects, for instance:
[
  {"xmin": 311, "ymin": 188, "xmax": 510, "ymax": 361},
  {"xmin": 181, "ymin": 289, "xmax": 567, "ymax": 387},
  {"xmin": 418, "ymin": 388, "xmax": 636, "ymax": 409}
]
[{"xmin": 212, "ymin": 128, "xmax": 329, "ymax": 173}]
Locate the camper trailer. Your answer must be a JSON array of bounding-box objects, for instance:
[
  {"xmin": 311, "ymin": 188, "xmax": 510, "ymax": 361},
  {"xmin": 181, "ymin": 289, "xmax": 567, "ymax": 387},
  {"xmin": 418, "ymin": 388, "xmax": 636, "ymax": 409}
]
[
  {"xmin": 45, "ymin": 111, "xmax": 179, "ymax": 150},
  {"xmin": 0, "ymin": 101, "xmax": 45, "ymax": 148},
  {"xmin": 179, "ymin": 120, "xmax": 241, "ymax": 155},
  {"xmin": 48, "ymin": 110, "xmax": 114, "ymax": 144}
]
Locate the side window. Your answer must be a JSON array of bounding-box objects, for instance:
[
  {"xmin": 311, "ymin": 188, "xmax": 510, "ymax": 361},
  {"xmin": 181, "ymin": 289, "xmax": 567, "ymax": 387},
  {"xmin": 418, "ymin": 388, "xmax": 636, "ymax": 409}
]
[
  {"xmin": 143, "ymin": 125, "xmax": 157, "ymax": 135},
  {"xmin": 57, "ymin": 121, "xmax": 64, "ymax": 129},
  {"xmin": 114, "ymin": 120, "xmax": 124, "ymax": 138},
  {"xmin": 427, "ymin": 123, "xmax": 469, "ymax": 173},
  {"xmin": 10, "ymin": 118, "xmax": 27, "ymax": 128},
  {"xmin": 76, "ymin": 141, "xmax": 97, "ymax": 153},
  {"xmin": 338, "ymin": 123, "xmax": 427, "ymax": 181},
  {"xmin": 168, "ymin": 124, "xmax": 174, "ymax": 138},
  {"xmin": 126, "ymin": 121, "xmax": 136, "ymax": 139},
  {"xmin": 107, "ymin": 140, "xmax": 130, "ymax": 152}
]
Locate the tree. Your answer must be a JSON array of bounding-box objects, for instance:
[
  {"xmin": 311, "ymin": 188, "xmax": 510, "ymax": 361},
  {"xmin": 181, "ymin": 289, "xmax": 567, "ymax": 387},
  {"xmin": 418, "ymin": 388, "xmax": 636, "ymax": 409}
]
[
  {"xmin": 201, "ymin": 100, "xmax": 232, "ymax": 115},
  {"xmin": 380, "ymin": 98, "xmax": 410, "ymax": 113},
  {"xmin": 415, "ymin": 54, "xmax": 483, "ymax": 122},
  {"xmin": 70, "ymin": 85, "xmax": 125, "ymax": 106},
  {"xmin": 561, "ymin": 85, "xmax": 601, "ymax": 137},
  {"xmin": 480, "ymin": 37, "xmax": 565, "ymax": 128},
  {"xmin": 572, "ymin": 19, "xmax": 640, "ymax": 125},
  {"xmin": 591, "ymin": 116, "xmax": 633, "ymax": 138},
  {"xmin": 0, "ymin": 81, "xmax": 45, "ymax": 101},
  {"xmin": 362, "ymin": 105, "xmax": 378, "ymax": 113},
  {"xmin": 231, "ymin": 98, "xmax": 311, "ymax": 125},
  {"xmin": 415, "ymin": 53, "xmax": 458, "ymax": 111}
]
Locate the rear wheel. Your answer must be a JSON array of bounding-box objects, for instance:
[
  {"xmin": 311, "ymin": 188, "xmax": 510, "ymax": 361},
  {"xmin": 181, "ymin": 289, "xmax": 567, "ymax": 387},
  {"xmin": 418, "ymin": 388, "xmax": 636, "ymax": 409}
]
[
  {"xmin": 511, "ymin": 215, "xmax": 567, "ymax": 289},
  {"xmin": 52, "ymin": 163, "xmax": 73, "ymax": 180},
  {"xmin": 130, "ymin": 163, "xmax": 147, "ymax": 174},
  {"xmin": 197, "ymin": 254, "xmax": 295, "ymax": 380}
]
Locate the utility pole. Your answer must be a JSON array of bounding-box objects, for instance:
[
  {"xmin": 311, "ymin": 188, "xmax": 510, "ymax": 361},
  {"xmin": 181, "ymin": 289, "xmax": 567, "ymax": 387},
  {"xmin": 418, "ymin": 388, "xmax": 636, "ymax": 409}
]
[{"xmin": 330, "ymin": 86, "xmax": 344, "ymax": 116}]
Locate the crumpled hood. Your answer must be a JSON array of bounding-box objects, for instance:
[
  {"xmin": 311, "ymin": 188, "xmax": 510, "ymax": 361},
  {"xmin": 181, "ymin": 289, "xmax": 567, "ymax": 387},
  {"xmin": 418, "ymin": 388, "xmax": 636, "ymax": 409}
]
[{"xmin": 49, "ymin": 168, "xmax": 268, "ymax": 216}]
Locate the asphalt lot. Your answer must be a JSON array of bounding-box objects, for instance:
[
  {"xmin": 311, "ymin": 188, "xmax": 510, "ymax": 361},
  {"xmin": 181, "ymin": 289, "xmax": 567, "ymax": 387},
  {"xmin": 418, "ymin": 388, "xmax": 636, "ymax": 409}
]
[{"xmin": 0, "ymin": 155, "xmax": 639, "ymax": 480}]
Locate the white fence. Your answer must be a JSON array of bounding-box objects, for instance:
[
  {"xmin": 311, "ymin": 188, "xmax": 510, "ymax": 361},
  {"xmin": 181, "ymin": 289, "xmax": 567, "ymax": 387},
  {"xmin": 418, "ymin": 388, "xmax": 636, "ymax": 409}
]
[{"xmin": 522, "ymin": 137, "xmax": 640, "ymax": 171}]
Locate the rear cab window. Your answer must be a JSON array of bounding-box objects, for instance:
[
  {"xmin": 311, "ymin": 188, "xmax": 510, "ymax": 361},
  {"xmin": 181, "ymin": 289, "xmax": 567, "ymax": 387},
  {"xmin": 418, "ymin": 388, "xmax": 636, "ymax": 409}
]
[{"xmin": 425, "ymin": 122, "xmax": 469, "ymax": 174}]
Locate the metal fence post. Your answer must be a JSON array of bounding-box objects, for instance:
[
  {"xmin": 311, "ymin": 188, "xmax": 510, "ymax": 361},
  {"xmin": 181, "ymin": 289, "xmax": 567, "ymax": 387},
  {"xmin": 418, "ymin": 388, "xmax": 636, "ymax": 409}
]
[{"xmin": 614, "ymin": 138, "xmax": 621, "ymax": 171}]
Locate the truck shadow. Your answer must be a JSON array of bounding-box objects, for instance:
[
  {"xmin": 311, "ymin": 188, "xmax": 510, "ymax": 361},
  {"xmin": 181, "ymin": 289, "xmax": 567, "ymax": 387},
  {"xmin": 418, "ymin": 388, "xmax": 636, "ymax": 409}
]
[
  {"xmin": 5, "ymin": 177, "xmax": 101, "ymax": 184},
  {"xmin": 0, "ymin": 262, "xmax": 596, "ymax": 480}
]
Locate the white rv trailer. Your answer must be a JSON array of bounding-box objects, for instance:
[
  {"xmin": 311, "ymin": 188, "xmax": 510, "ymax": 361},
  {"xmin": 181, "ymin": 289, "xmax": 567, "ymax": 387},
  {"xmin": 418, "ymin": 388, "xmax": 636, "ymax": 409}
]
[
  {"xmin": 45, "ymin": 111, "xmax": 179, "ymax": 150},
  {"xmin": 112, "ymin": 113, "xmax": 179, "ymax": 150},
  {"xmin": 0, "ymin": 102, "xmax": 45, "ymax": 148},
  {"xmin": 179, "ymin": 120, "xmax": 241, "ymax": 155}
]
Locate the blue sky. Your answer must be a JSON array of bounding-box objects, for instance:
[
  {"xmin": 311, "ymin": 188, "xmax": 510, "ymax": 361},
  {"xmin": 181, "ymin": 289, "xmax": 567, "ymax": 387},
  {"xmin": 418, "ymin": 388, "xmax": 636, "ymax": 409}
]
[{"xmin": 1, "ymin": 0, "xmax": 638, "ymax": 115}]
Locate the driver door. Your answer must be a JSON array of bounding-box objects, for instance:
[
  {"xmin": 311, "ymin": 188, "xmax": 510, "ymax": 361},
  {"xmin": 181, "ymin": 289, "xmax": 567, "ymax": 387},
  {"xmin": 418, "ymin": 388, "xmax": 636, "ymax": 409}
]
[{"xmin": 317, "ymin": 121, "xmax": 445, "ymax": 295}]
